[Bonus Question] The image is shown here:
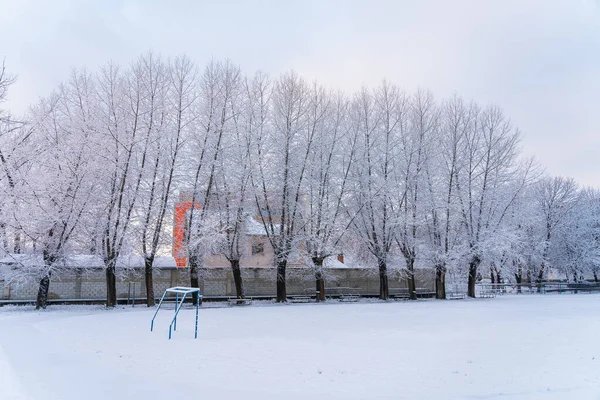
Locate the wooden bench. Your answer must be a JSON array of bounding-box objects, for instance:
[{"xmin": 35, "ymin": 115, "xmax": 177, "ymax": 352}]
[
  {"xmin": 478, "ymin": 289, "xmax": 496, "ymax": 298},
  {"xmin": 339, "ymin": 293, "xmax": 360, "ymax": 302},
  {"xmin": 227, "ymin": 297, "xmax": 253, "ymax": 306},
  {"xmin": 389, "ymin": 289, "xmax": 410, "ymax": 300},
  {"xmin": 447, "ymin": 292, "xmax": 465, "ymax": 300},
  {"xmin": 325, "ymin": 287, "xmax": 362, "ymax": 301},
  {"xmin": 289, "ymin": 295, "xmax": 312, "ymax": 303},
  {"xmin": 389, "ymin": 288, "xmax": 436, "ymax": 299}
]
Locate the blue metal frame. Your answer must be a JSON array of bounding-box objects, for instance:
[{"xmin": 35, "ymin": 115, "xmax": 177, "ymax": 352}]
[{"xmin": 150, "ymin": 287, "xmax": 202, "ymax": 339}]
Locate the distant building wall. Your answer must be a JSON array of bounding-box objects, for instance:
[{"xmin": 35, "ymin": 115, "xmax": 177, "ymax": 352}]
[{"xmin": 0, "ymin": 267, "xmax": 435, "ymax": 301}]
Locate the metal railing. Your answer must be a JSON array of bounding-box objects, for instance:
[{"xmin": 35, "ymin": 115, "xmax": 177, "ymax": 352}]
[{"xmin": 476, "ymin": 282, "xmax": 600, "ymax": 296}]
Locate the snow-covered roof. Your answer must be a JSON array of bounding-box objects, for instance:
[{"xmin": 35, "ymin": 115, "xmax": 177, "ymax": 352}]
[
  {"xmin": 244, "ymin": 214, "xmax": 280, "ymax": 236},
  {"xmin": 324, "ymin": 257, "xmax": 351, "ymax": 269}
]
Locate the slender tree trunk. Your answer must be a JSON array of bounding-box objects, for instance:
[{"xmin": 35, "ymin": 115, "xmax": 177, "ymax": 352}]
[
  {"xmin": 231, "ymin": 259, "xmax": 245, "ymax": 299},
  {"xmin": 35, "ymin": 272, "xmax": 51, "ymax": 310},
  {"xmin": 515, "ymin": 269, "xmax": 522, "ymax": 294},
  {"xmin": 0, "ymin": 222, "xmax": 8, "ymax": 250},
  {"xmin": 13, "ymin": 232, "xmax": 21, "ymax": 253},
  {"xmin": 189, "ymin": 254, "xmax": 200, "ymax": 304},
  {"xmin": 407, "ymin": 257, "xmax": 417, "ymax": 300},
  {"xmin": 537, "ymin": 265, "xmax": 545, "ymax": 293},
  {"xmin": 312, "ymin": 257, "xmax": 325, "ymax": 302},
  {"xmin": 378, "ymin": 259, "xmax": 389, "ymax": 300},
  {"xmin": 467, "ymin": 257, "xmax": 480, "ymax": 298},
  {"xmin": 490, "ymin": 270, "xmax": 495, "ymax": 284},
  {"xmin": 144, "ymin": 256, "xmax": 155, "ymax": 307},
  {"xmin": 435, "ymin": 264, "xmax": 446, "ymax": 299},
  {"xmin": 276, "ymin": 259, "xmax": 287, "ymax": 302},
  {"xmin": 594, "ymin": 271, "xmax": 598, "ymax": 283},
  {"xmin": 106, "ymin": 265, "xmax": 117, "ymax": 307}
]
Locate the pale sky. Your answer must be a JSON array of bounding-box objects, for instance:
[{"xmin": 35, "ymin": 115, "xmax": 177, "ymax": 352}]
[{"xmin": 1, "ymin": 0, "xmax": 598, "ymax": 187}]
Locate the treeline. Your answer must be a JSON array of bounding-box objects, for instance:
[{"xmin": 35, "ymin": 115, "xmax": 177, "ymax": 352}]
[{"xmin": 0, "ymin": 54, "xmax": 598, "ymax": 309}]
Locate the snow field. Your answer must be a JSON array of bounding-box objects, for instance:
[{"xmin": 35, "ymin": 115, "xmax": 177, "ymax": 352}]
[{"xmin": 1, "ymin": 295, "xmax": 599, "ymax": 399}]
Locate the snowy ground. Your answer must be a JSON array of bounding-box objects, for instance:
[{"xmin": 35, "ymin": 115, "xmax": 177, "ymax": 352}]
[{"xmin": 1, "ymin": 295, "xmax": 599, "ymax": 400}]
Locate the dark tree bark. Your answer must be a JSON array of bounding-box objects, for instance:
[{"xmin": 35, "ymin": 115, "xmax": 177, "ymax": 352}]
[
  {"xmin": 36, "ymin": 248, "xmax": 57, "ymax": 309},
  {"xmin": 13, "ymin": 233, "xmax": 21, "ymax": 253},
  {"xmin": 189, "ymin": 254, "xmax": 200, "ymax": 304},
  {"xmin": 230, "ymin": 259, "xmax": 245, "ymax": 299},
  {"xmin": 594, "ymin": 272, "xmax": 598, "ymax": 283},
  {"xmin": 276, "ymin": 259, "xmax": 287, "ymax": 302},
  {"xmin": 106, "ymin": 265, "xmax": 117, "ymax": 307},
  {"xmin": 35, "ymin": 273, "xmax": 51, "ymax": 310},
  {"xmin": 467, "ymin": 257, "xmax": 480, "ymax": 298},
  {"xmin": 378, "ymin": 259, "xmax": 389, "ymax": 300},
  {"xmin": 537, "ymin": 266, "xmax": 545, "ymax": 293},
  {"xmin": 313, "ymin": 256, "xmax": 325, "ymax": 302},
  {"xmin": 406, "ymin": 257, "xmax": 417, "ymax": 300},
  {"xmin": 515, "ymin": 268, "xmax": 522, "ymax": 294},
  {"xmin": 144, "ymin": 256, "xmax": 155, "ymax": 307},
  {"xmin": 435, "ymin": 264, "xmax": 446, "ymax": 299}
]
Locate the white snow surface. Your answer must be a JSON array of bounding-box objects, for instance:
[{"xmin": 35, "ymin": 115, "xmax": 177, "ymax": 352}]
[{"xmin": 1, "ymin": 295, "xmax": 599, "ymax": 399}]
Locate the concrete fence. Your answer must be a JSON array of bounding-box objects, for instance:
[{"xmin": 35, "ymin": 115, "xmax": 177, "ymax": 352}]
[{"xmin": 0, "ymin": 266, "xmax": 435, "ymax": 302}]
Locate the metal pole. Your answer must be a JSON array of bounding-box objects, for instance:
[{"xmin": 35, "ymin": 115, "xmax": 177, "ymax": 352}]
[
  {"xmin": 195, "ymin": 290, "xmax": 199, "ymax": 339},
  {"xmin": 150, "ymin": 290, "xmax": 168, "ymax": 332},
  {"xmin": 175, "ymin": 292, "xmax": 179, "ymax": 331},
  {"xmin": 168, "ymin": 292, "xmax": 187, "ymax": 339}
]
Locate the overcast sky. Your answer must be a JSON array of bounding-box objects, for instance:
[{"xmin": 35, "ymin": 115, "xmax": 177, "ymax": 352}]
[{"xmin": 1, "ymin": 0, "xmax": 598, "ymax": 187}]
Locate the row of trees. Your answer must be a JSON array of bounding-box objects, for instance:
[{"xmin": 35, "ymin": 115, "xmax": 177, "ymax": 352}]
[{"xmin": 0, "ymin": 54, "xmax": 598, "ymax": 308}]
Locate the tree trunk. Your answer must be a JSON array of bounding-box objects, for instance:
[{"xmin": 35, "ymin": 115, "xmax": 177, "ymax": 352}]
[
  {"xmin": 276, "ymin": 259, "xmax": 287, "ymax": 302},
  {"xmin": 378, "ymin": 259, "xmax": 389, "ymax": 300},
  {"xmin": 231, "ymin": 259, "xmax": 245, "ymax": 299},
  {"xmin": 515, "ymin": 270, "xmax": 522, "ymax": 294},
  {"xmin": 594, "ymin": 271, "xmax": 598, "ymax": 283},
  {"xmin": 435, "ymin": 264, "xmax": 446, "ymax": 299},
  {"xmin": 0, "ymin": 222, "xmax": 8, "ymax": 251},
  {"xmin": 490, "ymin": 270, "xmax": 495, "ymax": 284},
  {"xmin": 313, "ymin": 257, "xmax": 325, "ymax": 302},
  {"xmin": 407, "ymin": 258, "xmax": 417, "ymax": 300},
  {"xmin": 189, "ymin": 254, "xmax": 200, "ymax": 304},
  {"xmin": 106, "ymin": 265, "xmax": 117, "ymax": 307},
  {"xmin": 35, "ymin": 273, "xmax": 51, "ymax": 310},
  {"xmin": 13, "ymin": 232, "xmax": 21, "ymax": 253},
  {"xmin": 537, "ymin": 266, "xmax": 544, "ymax": 293},
  {"xmin": 144, "ymin": 256, "xmax": 155, "ymax": 307},
  {"xmin": 467, "ymin": 257, "xmax": 480, "ymax": 298}
]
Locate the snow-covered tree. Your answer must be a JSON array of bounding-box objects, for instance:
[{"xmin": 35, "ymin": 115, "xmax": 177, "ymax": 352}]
[
  {"xmin": 346, "ymin": 86, "xmax": 398, "ymax": 299},
  {"xmin": 0, "ymin": 61, "xmax": 31, "ymax": 254},
  {"xmin": 181, "ymin": 60, "xmax": 241, "ymax": 300},
  {"xmin": 303, "ymin": 88, "xmax": 355, "ymax": 300},
  {"xmin": 201, "ymin": 61, "xmax": 248, "ymax": 298},
  {"xmin": 250, "ymin": 71, "xmax": 313, "ymax": 302},
  {"xmin": 24, "ymin": 71, "xmax": 98, "ymax": 308},
  {"xmin": 131, "ymin": 54, "xmax": 191, "ymax": 306},
  {"xmin": 422, "ymin": 95, "xmax": 474, "ymax": 298},
  {"xmin": 395, "ymin": 89, "xmax": 437, "ymax": 299},
  {"xmin": 452, "ymin": 106, "xmax": 526, "ymax": 297},
  {"xmin": 532, "ymin": 176, "xmax": 579, "ymax": 284},
  {"xmin": 3, "ymin": 52, "xmax": 600, "ymax": 306}
]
